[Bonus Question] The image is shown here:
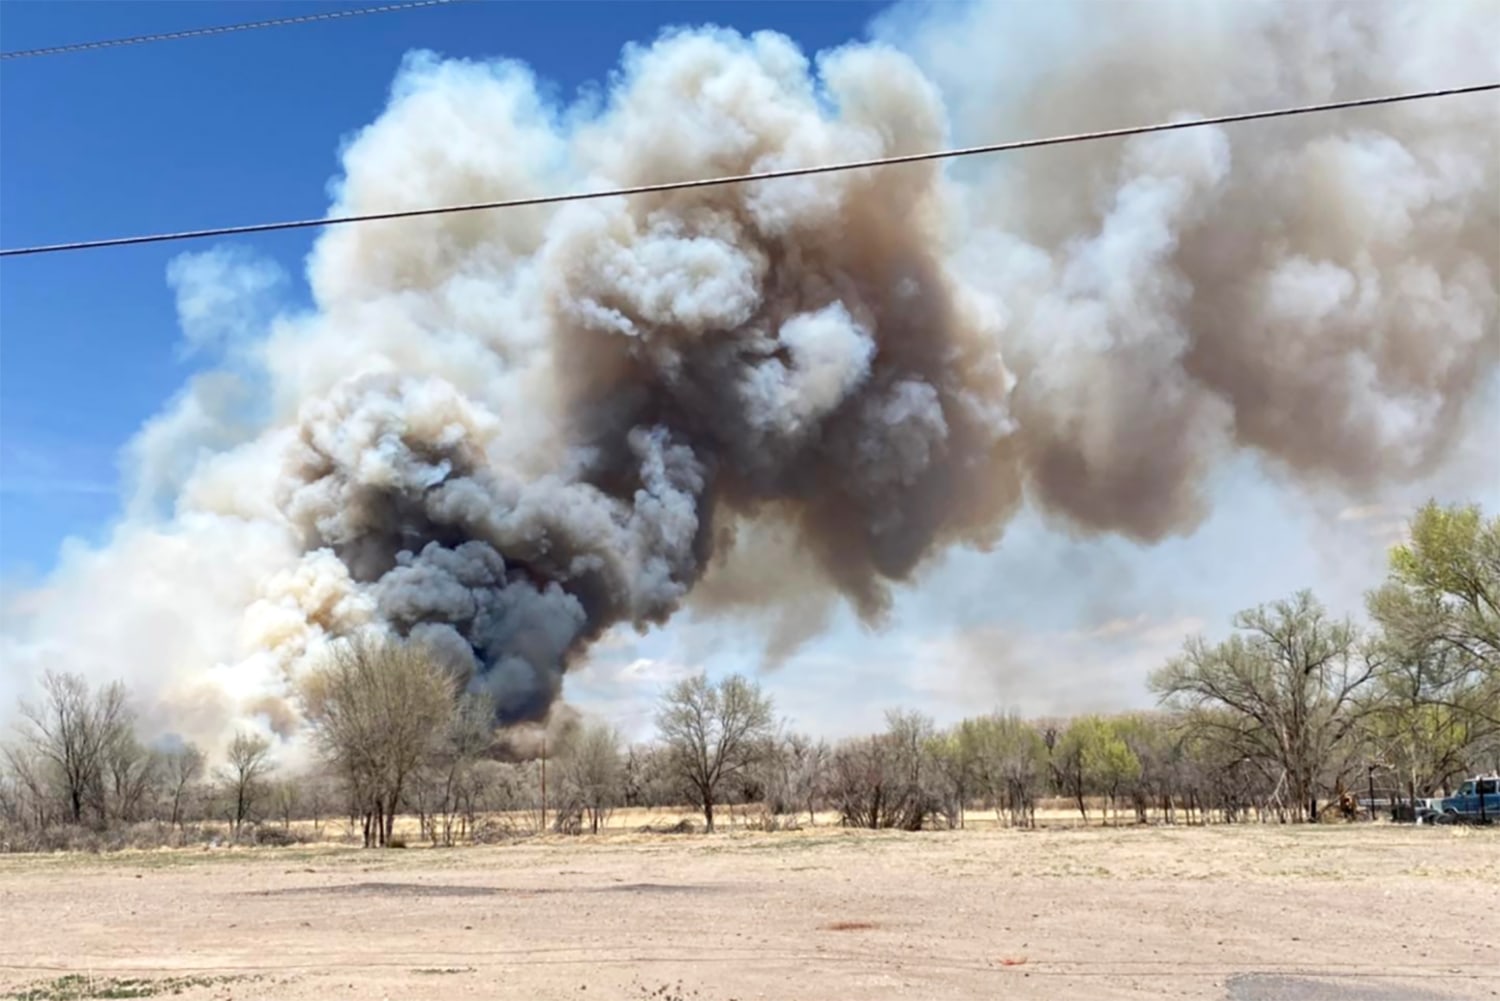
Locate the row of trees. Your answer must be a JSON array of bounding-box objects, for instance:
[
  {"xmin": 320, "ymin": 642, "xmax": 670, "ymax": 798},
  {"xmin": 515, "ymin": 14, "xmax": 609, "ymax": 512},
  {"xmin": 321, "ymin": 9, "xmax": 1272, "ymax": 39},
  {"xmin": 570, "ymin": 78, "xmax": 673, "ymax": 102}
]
[
  {"xmin": 633, "ymin": 501, "xmax": 1498, "ymax": 830},
  {"xmin": 0, "ymin": 673, "xmax": 281, "ymax": 842},
  {"xmin": 1154, "ymin": 502, "xmax": 1498, "ymax": 822},
  {"xmin": 2, "ymin": 501, "xmax": 1495, "ymax": 849}
]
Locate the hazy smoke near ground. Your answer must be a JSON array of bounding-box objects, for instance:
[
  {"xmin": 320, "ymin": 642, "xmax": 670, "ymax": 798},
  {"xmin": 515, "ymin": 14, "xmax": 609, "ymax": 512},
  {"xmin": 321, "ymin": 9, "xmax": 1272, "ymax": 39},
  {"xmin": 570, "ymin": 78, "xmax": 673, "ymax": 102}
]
[{"xmin": 2, "ymin": 1, "xmax": 1495, "ymax": 755}]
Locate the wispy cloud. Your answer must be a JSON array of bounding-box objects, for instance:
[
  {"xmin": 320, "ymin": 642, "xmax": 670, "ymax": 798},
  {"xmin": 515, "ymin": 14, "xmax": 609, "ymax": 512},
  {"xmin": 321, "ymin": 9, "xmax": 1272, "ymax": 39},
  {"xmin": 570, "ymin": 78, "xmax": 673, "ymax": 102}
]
[
  {"xmin": 1, "ymin": 439, "xmax": 119, "ymax": 498},
  {"xmin": 1334, "ymin": 503, "xmax": 1413, "ymax": 547},
  {"xmin": 0, "ymin": 476, "xmax": 116, "ymax": 496},
  {"xmin": 1336, "ymin": 503, "xmax": 1393, "ymax": 523},
  {"xmin": 565, "ymin": 653, "xmax": 699, "ymax": 742}
]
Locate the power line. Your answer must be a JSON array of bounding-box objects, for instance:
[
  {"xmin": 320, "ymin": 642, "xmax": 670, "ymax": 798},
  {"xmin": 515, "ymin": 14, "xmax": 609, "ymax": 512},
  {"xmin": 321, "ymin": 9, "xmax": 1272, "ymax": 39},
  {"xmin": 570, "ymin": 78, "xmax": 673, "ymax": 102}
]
[
  {"xmin": 2, "ymin": 82, "xmax": 1495, "ymax": 259},
  {"xmin": 0, "ymin": 0, "xmax": 461, "ymax": 60}
]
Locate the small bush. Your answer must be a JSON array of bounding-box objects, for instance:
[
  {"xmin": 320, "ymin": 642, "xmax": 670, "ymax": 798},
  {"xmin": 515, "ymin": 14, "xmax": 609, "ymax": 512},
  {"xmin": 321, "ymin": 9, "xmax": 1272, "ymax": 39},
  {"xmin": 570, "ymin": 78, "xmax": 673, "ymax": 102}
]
[
  {"xmin": 470, "ymin": 817, "xmax": 525, "ymax": 844},
  {"xmin": 744, "ymin": 807, "xmax": 801, "ymax": 832},
  {"xmin": 252, "ymin": 825, "xmax": 310, "ymax": 848},
  {"xmin": 637, "ymin": 818, "xmax": 697, "ymax": 835}
]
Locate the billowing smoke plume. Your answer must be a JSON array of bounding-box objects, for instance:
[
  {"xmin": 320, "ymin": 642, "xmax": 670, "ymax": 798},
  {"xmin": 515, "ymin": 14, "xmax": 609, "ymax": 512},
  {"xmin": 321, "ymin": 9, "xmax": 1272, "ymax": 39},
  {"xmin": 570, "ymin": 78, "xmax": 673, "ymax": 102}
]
[
  {"xmin": 2, "ymin": 1, "xmax": 1496, "ymax": 753},
  {"xmin": 894, "ymin": 0, "xmax": 1499, "ymax": 541}
]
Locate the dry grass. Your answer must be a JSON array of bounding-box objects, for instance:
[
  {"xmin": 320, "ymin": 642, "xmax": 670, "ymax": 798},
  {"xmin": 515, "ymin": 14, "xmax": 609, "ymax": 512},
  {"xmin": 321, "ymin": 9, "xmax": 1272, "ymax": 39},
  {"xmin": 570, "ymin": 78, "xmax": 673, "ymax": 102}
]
[{"xmin": 262, "ymin": 798, "xmax": 1147, "ymax": 847}]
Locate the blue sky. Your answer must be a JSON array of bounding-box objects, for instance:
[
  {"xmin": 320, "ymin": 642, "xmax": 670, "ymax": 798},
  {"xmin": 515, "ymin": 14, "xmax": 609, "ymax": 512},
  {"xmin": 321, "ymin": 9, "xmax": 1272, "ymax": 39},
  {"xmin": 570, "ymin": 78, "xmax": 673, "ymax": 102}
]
[{"xmin": 2, "ymin": 1, "xmax": 1495, "ymax": 738}]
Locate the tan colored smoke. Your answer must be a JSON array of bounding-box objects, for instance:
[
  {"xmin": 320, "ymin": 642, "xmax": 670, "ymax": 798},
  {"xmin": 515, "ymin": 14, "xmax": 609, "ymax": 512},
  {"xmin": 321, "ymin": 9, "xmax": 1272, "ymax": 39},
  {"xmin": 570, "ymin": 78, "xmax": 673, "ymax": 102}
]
[{"xmin": 889, "ymin": 0, "xmax": 1498, "ymax": 538}]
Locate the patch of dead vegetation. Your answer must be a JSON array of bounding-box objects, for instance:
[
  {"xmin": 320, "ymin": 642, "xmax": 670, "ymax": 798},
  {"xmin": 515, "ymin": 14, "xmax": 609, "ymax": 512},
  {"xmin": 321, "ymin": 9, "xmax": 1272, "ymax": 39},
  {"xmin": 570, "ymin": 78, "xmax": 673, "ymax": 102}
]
[{"xmin": 5, "ymin": 974, "xmax": 255, "ymax": 1000}]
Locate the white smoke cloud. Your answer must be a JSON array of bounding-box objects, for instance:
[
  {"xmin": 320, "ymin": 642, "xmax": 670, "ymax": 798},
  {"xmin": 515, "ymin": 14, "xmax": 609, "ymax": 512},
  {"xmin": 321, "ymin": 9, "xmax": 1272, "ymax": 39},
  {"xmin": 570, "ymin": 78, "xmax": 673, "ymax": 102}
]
[
  {"xmin": 2, "ymin": 2, "xmax": 1496, "ymax": 759},
  {"xmin": 166, "ymin": 246, "xmax": 287, "ymax": 359}
]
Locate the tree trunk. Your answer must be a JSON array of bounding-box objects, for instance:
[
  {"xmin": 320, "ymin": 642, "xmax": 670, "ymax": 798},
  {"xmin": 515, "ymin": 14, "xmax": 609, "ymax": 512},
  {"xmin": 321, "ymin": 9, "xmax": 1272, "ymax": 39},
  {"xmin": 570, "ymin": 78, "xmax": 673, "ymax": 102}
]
[{"xmin": 703, "ymin": 796, "xmax": 715, "ymax": 834}]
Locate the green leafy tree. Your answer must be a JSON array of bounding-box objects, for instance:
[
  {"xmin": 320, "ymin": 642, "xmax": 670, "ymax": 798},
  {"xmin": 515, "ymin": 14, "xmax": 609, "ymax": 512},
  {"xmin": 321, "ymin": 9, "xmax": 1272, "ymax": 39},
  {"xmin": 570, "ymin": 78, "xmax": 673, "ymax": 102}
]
[
  {"xmin": 1046, "ymin": 719, "xmax": 1091, "ymax": 821},
  {"xmin": 951, "ymin": 713, "xmax": 1045, "ymax": 827},
  {"xmin": 1368, "ymin": 501, "xmax": 1499, "ymax": 727},
  {"xmin": 1151, "ymin": 591, "xmax": 1373, "ymax": 822},
  {"xmin": 927, "ymin": 724, "xmax": 976, "ymax": 829},
  {"xmin": 1359, "ymin": 502, "xmax": 1500, "ymax": 804},
  {"xmin": 1076, "ymin": 716, "xmax": 1142, "ymax": 823}
]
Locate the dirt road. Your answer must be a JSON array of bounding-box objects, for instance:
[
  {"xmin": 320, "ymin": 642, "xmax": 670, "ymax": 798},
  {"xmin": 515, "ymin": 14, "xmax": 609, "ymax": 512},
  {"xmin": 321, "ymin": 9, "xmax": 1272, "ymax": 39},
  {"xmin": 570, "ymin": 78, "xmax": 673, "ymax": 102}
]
[{"xmin": 1, "ymin": 824, "xmax": 1495, "ymax": 1000}]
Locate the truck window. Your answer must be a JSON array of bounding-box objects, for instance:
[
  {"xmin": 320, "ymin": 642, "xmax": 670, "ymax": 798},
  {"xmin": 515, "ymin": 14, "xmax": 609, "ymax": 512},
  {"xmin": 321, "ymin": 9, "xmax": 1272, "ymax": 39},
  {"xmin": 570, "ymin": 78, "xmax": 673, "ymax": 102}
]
[{"xmin": 1481, "ymin": 779, "xmax": 1498, "ymax": 796}]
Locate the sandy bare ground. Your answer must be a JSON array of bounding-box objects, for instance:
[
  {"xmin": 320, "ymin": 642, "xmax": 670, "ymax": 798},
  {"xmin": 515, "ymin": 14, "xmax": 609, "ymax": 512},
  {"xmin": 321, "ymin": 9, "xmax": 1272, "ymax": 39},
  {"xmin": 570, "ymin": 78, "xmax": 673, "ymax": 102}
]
[{"xmin": 0, "ymin": 824, "xmax": 1495, "ymax": 1001}]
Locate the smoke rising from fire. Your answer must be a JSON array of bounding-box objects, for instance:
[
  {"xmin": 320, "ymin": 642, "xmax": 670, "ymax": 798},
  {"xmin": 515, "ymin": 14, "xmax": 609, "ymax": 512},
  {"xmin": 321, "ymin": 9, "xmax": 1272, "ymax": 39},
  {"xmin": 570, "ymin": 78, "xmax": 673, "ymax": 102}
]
[{"xmin": 2, "ymin": 2, "xmax": 1495, "ymax": 755}]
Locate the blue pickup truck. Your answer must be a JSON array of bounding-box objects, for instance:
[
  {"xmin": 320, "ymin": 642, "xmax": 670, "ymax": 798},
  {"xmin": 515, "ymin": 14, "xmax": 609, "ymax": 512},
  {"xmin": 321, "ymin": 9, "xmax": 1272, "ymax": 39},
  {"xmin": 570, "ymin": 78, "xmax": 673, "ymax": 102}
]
[{"xmin": 1422, "ymin": 775, "xmax": 1500, "ymax": 823}]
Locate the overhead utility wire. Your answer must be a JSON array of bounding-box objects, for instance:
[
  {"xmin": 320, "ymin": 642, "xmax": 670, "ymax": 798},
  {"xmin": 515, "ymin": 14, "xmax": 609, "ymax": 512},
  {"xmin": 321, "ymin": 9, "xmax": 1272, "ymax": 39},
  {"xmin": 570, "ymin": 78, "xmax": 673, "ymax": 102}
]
[
  {"xmin": 0, "ymin": 0, "xmax": 461, "ymax": 60},
  {"xmin": 2, "ymin": 82, "xmax": 1495, "ymax": 259}
]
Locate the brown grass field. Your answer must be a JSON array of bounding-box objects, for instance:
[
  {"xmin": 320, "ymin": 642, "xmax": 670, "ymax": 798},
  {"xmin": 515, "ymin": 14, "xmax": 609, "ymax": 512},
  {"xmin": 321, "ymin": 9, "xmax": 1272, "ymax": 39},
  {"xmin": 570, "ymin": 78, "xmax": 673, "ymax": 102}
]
[{"xmin": 0, "ymin": 819, "xmax": 1496, "ymax": 1001}]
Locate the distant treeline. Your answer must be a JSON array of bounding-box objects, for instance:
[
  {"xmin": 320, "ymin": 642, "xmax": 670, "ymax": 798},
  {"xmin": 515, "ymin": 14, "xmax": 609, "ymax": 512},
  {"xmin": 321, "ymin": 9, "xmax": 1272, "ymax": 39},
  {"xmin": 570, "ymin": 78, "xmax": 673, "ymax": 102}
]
[{"xmin": 2, "ymin": 501, "xmax": 1495, "ymax": 852}]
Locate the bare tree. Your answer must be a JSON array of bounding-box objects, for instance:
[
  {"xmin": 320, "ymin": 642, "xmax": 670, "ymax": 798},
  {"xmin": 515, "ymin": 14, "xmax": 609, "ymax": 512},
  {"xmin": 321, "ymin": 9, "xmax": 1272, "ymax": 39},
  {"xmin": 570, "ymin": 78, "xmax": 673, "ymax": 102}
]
[
  {"xmin": 302, "ymin": 635, "xmax": 457, "ymax": 847},
  {"xmin": 0, "ymin": 765, "xmax": 22, "ymax": 832},
  {"xmin": 760, "ymin": 732, "xmax": 829, "ymax": 826},
  {"xmin": 420, "ymin": 692, "xmax": 495, "ymax": 846},
  {"xmin": 1151, "ymin": 591, "xmax": 1374, "ymax": 822},
  {"xmin": 959, "ymin": 713, "xmax": 1045, "ymax": 828},
  {"xmin": 830, "ymin": 735, "xmax": 895, "ymax": 829},
  {"xmin": 829, "ymin": 712, "xmax": 942, "ymax": 831},
  {"xmin": 1, "ymin": 743, "xmax": 54, "ymax": 830},
  {"xmin": 557, "ymin": 721, "xmax": 623, "ymax": 834},
  {"xmin": 1114, "ymin": 712, "xmax": 1179, "ymax": 823},
  {"xmin": 884, "ymin": 710, "xmax": 941, "ymax": 831},
  {"xmin": 219, "ymin": 731, "xmax": 273, "ymax": 837},
  {"xmin": 14, "ymin": 671, "xmax": 131, "ymax": 826},
  {"xmin": 656, "ymin": 672, "xmax": 775, "ymax": 833},
  {"xmin": 302, "ymin": 766, "xmax": 338, "ymax": 837},
  {"xmin": 271, "ymin": 778, "xmax": 302, "ymax": 830},
  {"xmin": 162, "ymin": 742, "xmax": 205, "ymax": 828},
  {"xmin": 622, "ymin": 742, "xmax": 676, "ymax": 809},
  {"xmin": 103, "ymin": 731, "xmax": 160, "ymax": 824}
]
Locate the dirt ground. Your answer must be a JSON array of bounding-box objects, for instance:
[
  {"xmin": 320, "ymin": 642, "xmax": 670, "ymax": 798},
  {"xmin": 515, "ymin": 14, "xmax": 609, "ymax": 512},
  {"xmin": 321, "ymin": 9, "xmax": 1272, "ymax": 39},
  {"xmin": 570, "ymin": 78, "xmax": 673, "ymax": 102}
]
[{"xmin": 0, "ymin": 824, "xmax": 1495, "ymax": 1001}]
